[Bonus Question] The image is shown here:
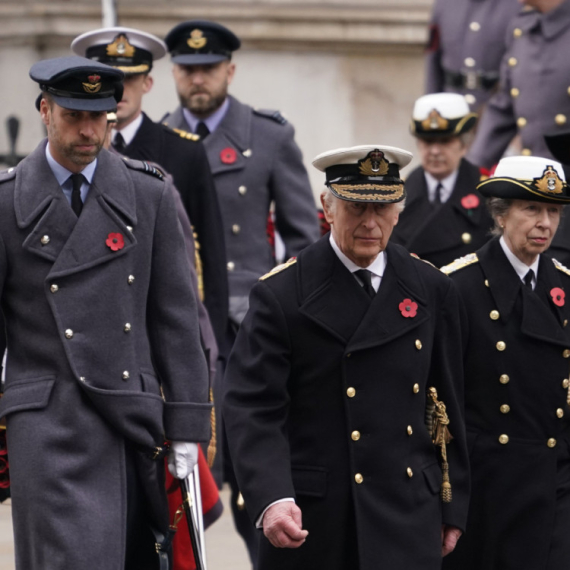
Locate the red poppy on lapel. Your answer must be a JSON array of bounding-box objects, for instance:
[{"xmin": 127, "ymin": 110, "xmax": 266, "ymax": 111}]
[
  {"xmin": 106, "ymin": 232, "xmax": 124, "ymax": 252},
  {"xmin": 220, "ymin": 147, "xmax": 237, "ymax": 164},
  {"xmin": 461, "ymin": 194, "xmax": 480, "ymax": 209},
  {"xmin": 0, "ymin": 431, "xmax": 9, "ymax": 489},
  {"xmin": 399, "ymin": 298, "xmax": 418, "ymax": 318},
  {"xmin": 551, "ymin": 287, "xmax": 565, "ymax": 307}
]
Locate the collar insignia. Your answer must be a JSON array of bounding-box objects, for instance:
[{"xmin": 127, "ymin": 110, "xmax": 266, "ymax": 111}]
[
  {"xmin": 534, "ymin": 165, "xmax": 564, "ymax": 194},
  {"xmin": 358, "ymin": 149, "xmax": 389, "ymax": 176},
  {"xmin": 106, "ymin": 34, "xmax": 136, "ymax": 58},
  {"xmin": 188, "ymin": 29, "xmax": 207, "ymax": 49},
  {"xmin": 422, "ymin": 109, "xmax": 449, "ymax": 131}
]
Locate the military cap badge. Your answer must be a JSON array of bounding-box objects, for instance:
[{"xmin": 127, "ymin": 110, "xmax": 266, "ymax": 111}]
[
  {"xmin": 422, "ymin": 109, "xmax": 449, "ymax": 131},
  {"xmin": 358, "ymin": 150, "xmax": 389, "ymax": 176},
  {"xmin": 534, "ymin": 166, "xmax": 564, "ymax": 195},
  {"xmin": 82, "ymin": 74, "xmax": 102, "ymax": 94},
  {"xmin": 188, "ymin": 29, "xmax": 207, "ymax": 49},
  {"xmin": 106, "ymin": 34, "xmax": 136, "ymax": 58}
]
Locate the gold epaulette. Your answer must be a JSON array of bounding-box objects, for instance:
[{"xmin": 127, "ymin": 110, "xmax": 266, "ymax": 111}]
[
  {"xmin": 259, "ymin": 257, "xmax": 297, "ymax": 280},
  {"xmin": 553, "ymin": 258, "xmax": 570, "ymax": 277},
  {"xmin": 410, "ymin": 253, "xmax": 437, "ymax": 270},
  {"xmin": 440, "ymin": 253, "xmax": 479, "ymax": 275},
  {"xmin": 163, "ymin": 122, "xmax": 200, "ymax": 142}
]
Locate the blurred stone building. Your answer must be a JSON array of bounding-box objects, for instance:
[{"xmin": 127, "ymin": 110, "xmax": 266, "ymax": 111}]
[{"xmin": 0, "ymin": 0, "xmax": 433, "ymax": 197}]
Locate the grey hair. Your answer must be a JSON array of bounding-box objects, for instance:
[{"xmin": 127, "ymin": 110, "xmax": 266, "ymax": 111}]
[
  {"xmin": 321, "ymin": 187, "xmax": 406, "ymax": 213},
  {"xmin": 486, "ymin": 197, "xmax": 513, "ymax": 237}
]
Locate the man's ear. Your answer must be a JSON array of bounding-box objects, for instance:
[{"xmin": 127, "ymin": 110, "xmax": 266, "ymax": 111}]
[
  {"xmin": 39, "ymin": 97, "xmax": 50, "ymax": 127},
  {"xmin": 320, "ymin": 192, "xmax": 335, "ymax": 225},
  {"xmin": 142, "ymin": 74, "xmax": 154, "ymax": 95}
]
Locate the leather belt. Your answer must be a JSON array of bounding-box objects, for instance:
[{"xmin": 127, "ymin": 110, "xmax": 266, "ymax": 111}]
[{"xmin": 443, "ymin": 68, "xmax": 499, "ymax": 91}]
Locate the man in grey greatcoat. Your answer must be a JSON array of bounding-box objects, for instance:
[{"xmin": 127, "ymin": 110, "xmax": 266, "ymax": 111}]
[
  {"xmin": 162, "ymin": 19, "xmax": 320, "ymax": 566},
  {"xmin": 468, "ymin": 0, "xmax": 570, "ymax": 168},
  {"xmin": 0, "ymin": 56, "xmax": 210, "ymax": 570}
]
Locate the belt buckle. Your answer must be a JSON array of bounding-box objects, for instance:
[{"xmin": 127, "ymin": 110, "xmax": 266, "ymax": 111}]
[{"xmin": 464, "ymin": 70, "xmax": 479, "ymax": 91}]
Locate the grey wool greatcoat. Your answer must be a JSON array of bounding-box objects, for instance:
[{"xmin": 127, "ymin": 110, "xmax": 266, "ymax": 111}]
[
  {"xmin": 468, "ymin": 0, "xmax": 570, "ymax": 169},
  {"xmin": 0, "ymin": 141, "xmax": 211, "ymax": 570},
  {"xmin": 441, "ymin": 238, "xmax": 570, "ymax": 570},
  {"xmin": 163, "ymin": 95, "xmax": 320, "ymax": 322},
  {"xmin": 223, "ymin": 236, "xmax": 470, "ymax": 570}
]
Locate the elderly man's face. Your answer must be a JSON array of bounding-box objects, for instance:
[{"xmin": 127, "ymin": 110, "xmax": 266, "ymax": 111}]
[
  {"xmin": 322, "ymin": 194, "xmax": 401, "ymax": 267},
  {"xmin": 417, "ymin": 136, "xmax": 466, "ymax": 180}
]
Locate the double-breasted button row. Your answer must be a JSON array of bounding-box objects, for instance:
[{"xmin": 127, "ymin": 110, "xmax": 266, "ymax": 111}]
[
  {"xmin": 41, "ymin": 235, "xmax": 50, "ymax": 246},
  {"xmin": 122, "ymin": 371, "xmax": 130, "ymax": 380},
  {"xmin": 347, "ymin": 387, "xmax": 356, "ymax": 398},
  {"xmin": 519, "ymin": 114, "xmax": 570, "ymax": 126},
  {"xmin": 351, "ymin": 430, "xmax": 361, "ymax": 441},
  {"xmin": 462, "ymin": 233, "xmax": 472, "ymax": 245},
  {"xmin": 496, "ymin": 341, "xmax": 506, "ymax": 351},
  {"xmin": 65, "ymin": 329, "xmax": 74, "ymax": 339},
  {"xmin": 50, "ymin": 284, "xmax": 59, "ymax": 293},
  {"xmin": 124, "ymin": 323, "xmax": 132, "ymax": 333}
]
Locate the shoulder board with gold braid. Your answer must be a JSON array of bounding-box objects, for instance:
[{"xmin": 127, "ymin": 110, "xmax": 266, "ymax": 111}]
[
  {"xmin": 440, "ymin": 253, "xmax": 479, "ymax": 275},
  {"xmin": 553, "ymin": 258, "xmax": 570, "ymax": 277},
  {"xmin": 123, "ymin": 157, "xmax": 165, "ymax": 181},
  {"xmin": 259, "ymin": 257, "xmax": 297, "ymax": 281},
  {"xmin": 410, "ymin": 252, "xmax": 438, "ymax": 270},
  {"xmin": 162, "ymin": 122, "xmax": 200, "ymax": 142}
]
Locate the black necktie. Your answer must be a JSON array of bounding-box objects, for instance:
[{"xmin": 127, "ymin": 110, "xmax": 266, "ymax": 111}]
[
  {"xmin": 70, "ymin": 173, "xmax": 84, "ymax": 217},
  {"xmin": 433, "ymin": 182, "xmax": 443, "ymax": 205},
  {"xmin": 524, "ymin": 269, "xmax": 534, "ymax": 290},
  {"xmin": 196, "ymin": 121, "xmax": 210, "ymax": 139},
  {"xmin": 113, "ymin": 132, "xmax": 127, "ymax": 154},
  {"xmin": 354, "ymin": 269, "xmax": 375, "ymax": 298}
]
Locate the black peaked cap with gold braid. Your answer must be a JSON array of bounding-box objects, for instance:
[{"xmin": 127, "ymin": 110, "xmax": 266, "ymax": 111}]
[{"xmin": 312, "ymin": 145, "xmax": 413, "ymax": 203}]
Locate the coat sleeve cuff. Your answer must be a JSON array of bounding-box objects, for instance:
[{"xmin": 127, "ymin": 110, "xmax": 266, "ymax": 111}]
[{"xmin": 163, "ymin": 402, "xmax": 212, "ymax": 442}]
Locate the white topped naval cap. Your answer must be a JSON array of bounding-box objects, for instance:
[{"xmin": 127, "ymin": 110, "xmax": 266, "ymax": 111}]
[
  {"xmin": 312, "ymin": 145, "xmax": 413, "ymax": 203},
  {"xmin": 493, "ymin": 155, "xmax": 566, "ymax": 182},
  {"xmin": 411, "ymin": 93, "xmax": 477, "ymax": 138}
]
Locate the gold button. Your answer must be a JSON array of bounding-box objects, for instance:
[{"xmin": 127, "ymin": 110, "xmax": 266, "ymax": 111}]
[
  {"xmin": 513, "ymin": 28, "xmax": 522, "ymax": 38},
  {"xmin": 563, "ymin": 379, "xmax": 569, "ymax": 389},
  {"xmin": 500, "ymin": 374, "xmax": 510, "ymax": 385},
  {"xmin": 499, "ymin": 434, "xmax": 509, "ymax": 444},
  {"xmin": 65, "ymin": 329, "xmax": 74, "ymax": 339},
  {"xmin": 415, "ymin": 340, "xmax": 422, "ymax": 350},
  {"xmin": 461, "ymin": 232, "xmax": 472, "ymax": 244},
  {"xmin": 407, "ymin": 425, "xmax": 413, "ymax": 436},
  {"xmin": 500, "ymin": 404, "xmax": 510, "ymax": 414},
  {"xmin": 128, "ymin": 275, "xmax": 135, "ymax": 284},
  {"xmin": 556, "ymin": 114, "xmax": 567, "ymax": 126},
  {"xmin": 465, "ymin": 94, "xmax": 476, "ymax": 106},
  {"xmin": 347, "ymin": 387, "xmax": 356, "ymax": 398},
  {"xmin": 50, "ymin": 284, "xmax": 59, "ymax": 293},
  {"xmin": 485, "ymin": 279, "xmax": 490, "ymax": 287},
  {"xmin": 469, "ymin": 21, "xmax": 481, "ymax": 32},
  {"xmin": 351, "ymin": 431, "xmax": 361, "ymax": 441},
  {"xmin": 511, "ymin": 87, "xmax": 520, "ymax": 98},
  {"xmin": 79, "ymin": 376, "xmax": 86, "ymax": 383},
  {"xmin": 565, "ymin": 320, "xmax": 568, "ymax": 327},
  {"xmin": 521, "ymin": 148, "xmax": 532, "ymax": 156},
  {"xmin": 122, "ymin": 371, "xmax": 130, "ymax": 380},
  {"xmin": 124, "ymin": 323, "xmax": 132, "ymax": 332},
  {"xmin": 490, "ymin": 310, "xmax": 500, "ymax": 321},
  {"xmin": 517, "ymin": 117, "xmax": 527, "ymax": 128},
  {"xmin": 557, "ymin": 408, "xmax": 564, "ymax": 418},
  {"xmin": 496, "ymin": 341, "xmax": 506, "ymax": 351},
  {"xmin": 126, "ymin": 225, "xmax": 133, "ymax": 232},
  {"xmin": 355, "ymin": 473, "xmax": 363, "ymax": 484},
  {"xmin": 238, "ymin": 185, "xmax": 247, "ymax": 195},
  {"xmin": 41, "ymin": 235, "xmax": 50, "ymax": 245},
  {"xmin": 232, "ymin": 224, "xmax": 241, "ymax": 235},
  {"xmin": 413, "ymin": 383, "xmax": 420, "ymax": 394},
  {"xmin": 407, "ymin": 467, "xmax": 414, "ymax": 478},
  {"xmin": 464, "ymin": 57, "xmax": 476, "ymax": 67},
  {"xmin": 563, "ymin": 349, "xmax": 570, "ymax": 358},
  {"xmin": 548, "ymin": 438, "xmax": 557, "ymax": 448},
  {"xmin": 227, "ymin": 261, "xmax": 235, "ymax": 271},
  {"xmin": 508, "ymin": 57, "xmax": 518, "ymax": 67}
]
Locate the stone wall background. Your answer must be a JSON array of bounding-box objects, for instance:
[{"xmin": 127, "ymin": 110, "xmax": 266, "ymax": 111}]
[{"xmin": 0, "ymin": 0, "xmax": 434, "ymax": 198}]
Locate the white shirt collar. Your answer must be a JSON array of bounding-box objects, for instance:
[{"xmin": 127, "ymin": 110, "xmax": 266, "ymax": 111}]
[
  {"xmin": 424, "ymin": 169, "xmax": 459, "ymax": 204},
  {"xmin": 182, "ymin": 97, "xmax": 230, "ymax": 135},
  {"xmin": 499, "ymin": 236, "xmax": 540, "ymax": 288},
  {"xmin": 113, "ymin": 112, "xmax": 144, "ymax": 147},
  {"xmin": 329, "ymin": 233, "xmax": 386, "ymax": 292}
]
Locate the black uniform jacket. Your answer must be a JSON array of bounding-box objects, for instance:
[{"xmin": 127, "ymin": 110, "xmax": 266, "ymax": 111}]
[
  {"xmin": 123, "ymin": 112, "xmax": 228, "ymax": 348},
  {"xmin": 442, "ymin": 238, "xmax": 570, "ymax": 570},
  {"xmin": 392, "ymin": 159, "xmax": 493, "ymax": 268},
  {"xmin": 223, "ymin": 236, "xmax": 470, "ymax": 570}
]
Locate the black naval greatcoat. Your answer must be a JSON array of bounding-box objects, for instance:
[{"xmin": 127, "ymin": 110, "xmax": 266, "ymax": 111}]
[
  {"xmin": 223, "ymin": 236, "xmax": 470, "ymax": 570},
  {"xmin": 121, "ymin": 112, "xmax": 228, "ymax": 349},
  {"xmin": 391, "ymin": 159, "xmax": 493, "ymax": 268},
  {"xmin": 442, "ymin": 238, "xmax": 570, "ymax": 570}
]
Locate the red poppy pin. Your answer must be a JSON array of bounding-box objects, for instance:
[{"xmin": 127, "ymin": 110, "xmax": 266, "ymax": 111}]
[
  {"xmin": 551, "ymin": 287, "xmax": 565, "ymax": 307},
  {"xmin": 461, "ymin": 194, "xmax": 480, "ymax": 210},
  {"xmin": 106, "ymin": 232, "xmax": 124, "ymax": 252},
  {"xmin": 399, "ymin": 298, "xmax": 418, "ymax": 318},
  {"xmin": 220, "ymin": 147, "xmax": 237, "ymax": 164}
]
